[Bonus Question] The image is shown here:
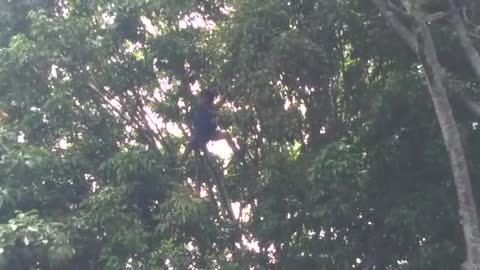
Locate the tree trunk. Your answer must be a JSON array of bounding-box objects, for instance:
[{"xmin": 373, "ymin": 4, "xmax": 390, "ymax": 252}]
[
  {"xmin": 371, "ymin": 1, "xmax": 480, "ymax": 268},
  {"xmin": 414, "ymin": 10, "xmax": 480, "ymax": 270}
]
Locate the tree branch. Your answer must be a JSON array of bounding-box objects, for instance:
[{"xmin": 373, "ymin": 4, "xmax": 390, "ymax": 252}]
[
  {"xmin": 461, "ymin": 96, "xmax": 480, "ymax": 118},
  {"xmin": 200, "ymin": 147, "xmax": 236, "ymax": 222},
  {"xmin": 371, "ymin": 0, "xmax": 417, "ymax": 52},
  {"xmin": 214, "ymin": 95, "xmax": 228, "ymax": 111},
  {"xmin": 449, "ymin": 0, "xmax": 480, "ymax": 81}
]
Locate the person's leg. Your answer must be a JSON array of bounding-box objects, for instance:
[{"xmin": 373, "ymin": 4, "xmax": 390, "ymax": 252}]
[
  {"xmin": 213, "ymin": 130, "xmax": 241, "ymax": 153},
  {"xmin": 181, "ymin": 133, "xmax": 199, "ymax": 163}
]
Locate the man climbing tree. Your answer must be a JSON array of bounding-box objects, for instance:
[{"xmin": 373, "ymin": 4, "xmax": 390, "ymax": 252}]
[
  {"xmin": 180, "ymin": 89, "xmax": 241, "ymax": 162},
  {"xmin": 179, "ymin": 89, "xmax": 240, "ymax": 221}
]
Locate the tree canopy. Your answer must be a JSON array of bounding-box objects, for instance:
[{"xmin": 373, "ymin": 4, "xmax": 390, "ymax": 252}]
[{"xmin": 1, "ymin": 0, "xmax": 480, "ymax": 269}]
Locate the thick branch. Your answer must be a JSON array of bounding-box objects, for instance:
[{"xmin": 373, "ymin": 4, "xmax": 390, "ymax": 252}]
[
  {"xmin": 449, "ymin": 0, "xmax": 480, "ymax": 81},
  {"xmin": 371, "ymin": 0, "xmax": 417, "ymax": 52},
  {"xmin": 195, "ymin": 150, "xmax": 221, "ymax": 220},
  {"xmin": 200, "ymin": 148, "xmax": 236, "ymax": 222}
]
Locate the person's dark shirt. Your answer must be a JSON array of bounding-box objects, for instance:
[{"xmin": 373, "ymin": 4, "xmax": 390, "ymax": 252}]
[{"xmin": 192, "ymin": 104, "xmax": 217, "ymax": 136}]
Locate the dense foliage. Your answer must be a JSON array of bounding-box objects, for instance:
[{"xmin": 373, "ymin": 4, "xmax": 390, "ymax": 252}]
[{"xmin": 1, "ymin": 0, "xmax": 480, "ymax": 269}]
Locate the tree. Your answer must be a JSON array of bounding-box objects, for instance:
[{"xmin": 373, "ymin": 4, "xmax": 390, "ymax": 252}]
[
  {"xmin": 0, "ymin": 0, "xmax": 479, "ymax": 269},
  {"xmin": 371, "ymin": 0, "xmax": 480, "ymax": 268}
]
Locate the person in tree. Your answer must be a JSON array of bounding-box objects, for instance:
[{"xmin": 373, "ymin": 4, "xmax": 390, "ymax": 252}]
[{"xmin": 180, "ymin": 89, "xmax": 241, "ymax": 162}]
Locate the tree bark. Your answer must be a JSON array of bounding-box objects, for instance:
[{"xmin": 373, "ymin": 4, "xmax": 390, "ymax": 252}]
[
  {"xmin": 448, "ymin": 0, "xmax": 480, "ymax": 81},
  {"xmin": 414, "ymin": 10, "xmax": 480, "ymax": 270},
  {"xmin": 371, "ymin": 1, "xmax": 480, "ymax": 269}
]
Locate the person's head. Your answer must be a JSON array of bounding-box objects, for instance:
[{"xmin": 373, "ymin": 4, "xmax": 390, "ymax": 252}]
[{"xmin": 198, "ymin": 89, "xmax": 215, "ymax": 105}]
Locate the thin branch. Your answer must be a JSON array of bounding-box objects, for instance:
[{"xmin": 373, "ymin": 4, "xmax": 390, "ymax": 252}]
[
  {"xmin": 88, "ymin": 80, "xmax": 161, "ymax": 152},
  {"xmin": 214, "ymin": 95, "xmax": 228, "ymax": 111},
  {"xmin": 130, "ymin": 89, "xmax": 174, "ymax": 154},
  {"xmin": 468, "ymin": 32, "xmax": 480, "ymax": 39},
  {"xmin": 87, "ymin": 83, "xmax": 133, "ymax": 126},
  {"xmin": 426, "ymin": 12, "xmax": 448, "ymax": 23},
  {"xmin": 461, "ymin": 97, "xmax": 480, "ymax": 118},
  {"xmin": 177, "ymin": 123, "xmax": 190, "ymax": 140},
  {"xmin": 92, "ymin": 74, "xmax": 167, "ymax": 153}
]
